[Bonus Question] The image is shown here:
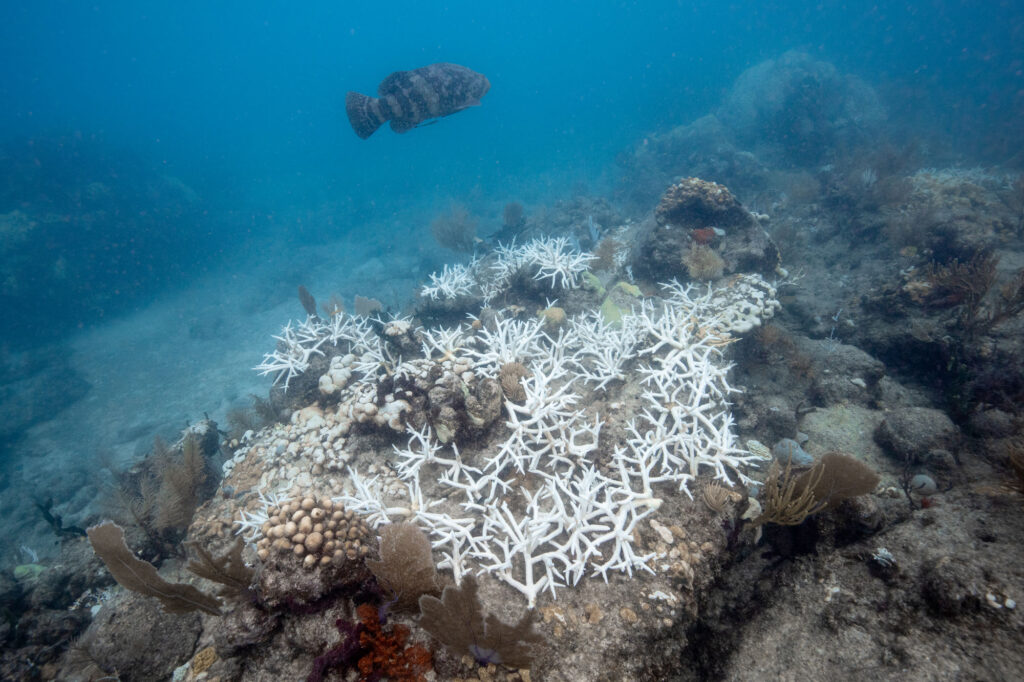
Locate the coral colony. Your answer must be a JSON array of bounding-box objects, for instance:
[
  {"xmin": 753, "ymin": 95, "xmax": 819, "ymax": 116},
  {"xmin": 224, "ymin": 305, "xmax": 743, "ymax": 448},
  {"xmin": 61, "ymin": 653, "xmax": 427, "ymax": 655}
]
[
  {"xmin": 249, "ymin": 236, "xmax": 779, "ymax": 607},
  {"xmin": 253, "ymin": 319, "xmax": 329, "ymax": 391},
  {"xmin": 420, "ymin": 262, "xmax": 476, "ymax": 301},
  {"xmin": 418, "ymin": 235, "xmax": 599, "ymax": 305}
]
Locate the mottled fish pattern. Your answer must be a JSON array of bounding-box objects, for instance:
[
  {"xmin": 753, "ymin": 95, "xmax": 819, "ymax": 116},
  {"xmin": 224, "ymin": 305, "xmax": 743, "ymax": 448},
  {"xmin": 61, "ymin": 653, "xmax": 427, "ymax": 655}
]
[{"xmin": 345, "ymin": 62, "xmax": 490, "ymax": 139}]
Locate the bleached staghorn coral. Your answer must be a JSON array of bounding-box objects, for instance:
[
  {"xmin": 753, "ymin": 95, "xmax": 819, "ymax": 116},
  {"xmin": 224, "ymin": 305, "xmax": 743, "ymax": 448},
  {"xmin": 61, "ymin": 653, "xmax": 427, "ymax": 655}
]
[
  {"xmin": 257, "ymin": 237, "xmax": 602, "ymax": 391},
  {"xmin": 463, "ymin": 314, "xmax": 549, "ymax": 377},
  {"xmin": 322, "ymin": 310, "xmax": 375, "ymax": 347},
  {"xmin": 255, "ymin": 311, "xmax": 393, "ymax": 392},
  {"xmin": 336, "ymin": 276, "xmax": 778, "ymax": 607},
  {"xmin": 623, "ymin": 280, "xmax": 773, "ymax": 497},
  {"xmin": 489, "ymin": 236, "xmax": 597, "ymax": 295},
  {"xmin": 421, "ymin": 262, "xmax": 476, "ymax": 300},
  {"xmin": 517, "ymin": 235, "xmax": 598, "ymax": 289},
  {"xmin": 312, "ymin": 312, "xmax": 414, "ymax": 387},
  {"xmin": 419, "ymin": 325, "xmax": 469, "ymax": 362},
  {"xmin": 251, "ymin": 260, "xmax": 780, "ymax": 605},
  {"xmin": 478, "ymin": 239, "xmax": 526, "ymax": 303},
  {"xmin": 569, "ymin": 311, "xmax": 642, "ymax": 391},
  {"xmin": 338, "ymin": 331, "xmax": 650, "ymax": 606},
  {"xmin": 418, "ymin": 236, "xmax": 598, "ymax": 306},
  {"xmin": 340, "ymin": 464, "xmax": 485, "ymax": 585},
  {"xmin": 253, "ymin": 319, "xmax": 329, "ymax": 391},
  {"xmin": 490, "ymin": 360, "xmax": 601, "ymax": 475},
  {"xmin": 341, "ymin": 415, "xmax": 646, "ymax": 606}
]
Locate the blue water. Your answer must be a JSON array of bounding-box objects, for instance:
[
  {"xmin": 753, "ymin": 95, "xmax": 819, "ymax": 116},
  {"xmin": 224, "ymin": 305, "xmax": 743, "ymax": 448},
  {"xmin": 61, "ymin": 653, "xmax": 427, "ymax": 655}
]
[
  {"xmin": 1, "ymin": 0, "xmax": 1022, "ymax": 568},
  {"xmin": 6, "ymin": 2, "xmax": 1020, "ymax": 225}
]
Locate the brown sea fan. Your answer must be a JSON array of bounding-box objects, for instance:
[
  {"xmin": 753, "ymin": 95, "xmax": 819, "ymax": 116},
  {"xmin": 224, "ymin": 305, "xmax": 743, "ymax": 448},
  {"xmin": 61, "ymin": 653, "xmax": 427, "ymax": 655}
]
[
  {"xmin": 592, "ymin": 236, "xmax": 622, "ymax": 271},
  {"xmin": 418, "ymin": 574, "xmax": 545, "ymax": 669},
  {"xmin": 354, "ymin": 295, "xmax": 383, "ymax": 316},
  {"xmin": 503, "ymin": 201, "xmax": 525, "ymax": 229},
  {"xmin": 366, "ymin": 522, "xmax": 440, "ymax": 610},
  {"xmin": 431, "ymin": 202, "xmax": 477, "ymax": 252}
]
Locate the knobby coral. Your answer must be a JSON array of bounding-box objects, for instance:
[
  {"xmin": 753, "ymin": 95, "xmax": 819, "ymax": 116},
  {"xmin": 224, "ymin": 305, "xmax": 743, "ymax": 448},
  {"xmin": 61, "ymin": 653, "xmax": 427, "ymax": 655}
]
[{"xmin": 248, "ymin": 495, "xmax": 372, "ymax": 569}]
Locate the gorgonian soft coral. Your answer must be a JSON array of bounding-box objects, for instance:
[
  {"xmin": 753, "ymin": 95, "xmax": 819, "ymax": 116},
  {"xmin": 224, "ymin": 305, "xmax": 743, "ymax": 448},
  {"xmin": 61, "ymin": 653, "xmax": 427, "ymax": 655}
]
[
  {"xmin": 418, "ymin": 575, "xmax": 544, "ymax": 669},
  {"xmin": 308, "ymin": 603, "xmax": 432, "ymax": 682},
  {"xmin": 355, "ymin": 603, "xmax": 433, "ymax": 681}
]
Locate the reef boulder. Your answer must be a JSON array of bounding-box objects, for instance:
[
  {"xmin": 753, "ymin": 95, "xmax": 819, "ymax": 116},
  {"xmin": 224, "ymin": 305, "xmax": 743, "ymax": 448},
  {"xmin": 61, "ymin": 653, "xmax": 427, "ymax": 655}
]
[
  {"xmin": 632, "ymin": 177, "xmax": 779, "ymax": 283},
  {"xmin": 874, "ymin": 406, "xmax": 959, "ymax": 465},
  {"xmin": 718, "ymin": 50, "xmax": 886, "ymax": 166},
  {"xmin": 68, "ymin": 593, "xmax": 202, "ymax": 681}
]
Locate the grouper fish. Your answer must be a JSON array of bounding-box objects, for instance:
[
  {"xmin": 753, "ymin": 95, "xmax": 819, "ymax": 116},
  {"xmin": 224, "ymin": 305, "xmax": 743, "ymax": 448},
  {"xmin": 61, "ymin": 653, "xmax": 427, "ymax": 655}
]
[{"xmin": 345, "ymin": 62, "xmax": 490, "ymax": 139}]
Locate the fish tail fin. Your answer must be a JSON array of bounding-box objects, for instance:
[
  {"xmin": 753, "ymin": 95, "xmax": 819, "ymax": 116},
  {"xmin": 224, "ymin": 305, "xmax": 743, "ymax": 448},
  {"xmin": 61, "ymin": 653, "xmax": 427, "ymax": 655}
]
[{"xmin": 345, "ymin": 91, "xmax": 390, "ymax": 139}]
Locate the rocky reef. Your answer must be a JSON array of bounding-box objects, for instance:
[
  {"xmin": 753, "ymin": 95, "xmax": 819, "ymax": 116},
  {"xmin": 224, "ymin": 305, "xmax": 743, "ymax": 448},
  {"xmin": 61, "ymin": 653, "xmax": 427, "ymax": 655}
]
[
  {"xmin": 3, "ymin": 161, "xmax": 1019, "ymax": 681},
  {"xmin": 5, "ymin": 49, "xmax": 1024, "ymax": 682},
  {"xmin": 631, "ymin": 177, "xmax": 780, "ymax": 283}
]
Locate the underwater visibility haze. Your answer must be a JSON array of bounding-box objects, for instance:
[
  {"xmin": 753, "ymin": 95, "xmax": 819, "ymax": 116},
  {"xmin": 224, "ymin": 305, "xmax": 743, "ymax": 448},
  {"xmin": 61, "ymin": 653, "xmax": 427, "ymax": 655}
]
[{"xmin": 2, "ymin": 1, "xmax": 1024, "ymax": 679}]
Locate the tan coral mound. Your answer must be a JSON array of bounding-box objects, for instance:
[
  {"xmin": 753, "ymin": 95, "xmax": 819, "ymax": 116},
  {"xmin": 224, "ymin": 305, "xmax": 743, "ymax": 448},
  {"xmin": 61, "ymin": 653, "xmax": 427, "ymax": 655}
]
[
  {"xmin": 655, "ymin": 177, "xmax": 749, "ymax": 229},
  {"xmin": 255, "ymin": 496, "xmax": 372, "ymax": 569}
]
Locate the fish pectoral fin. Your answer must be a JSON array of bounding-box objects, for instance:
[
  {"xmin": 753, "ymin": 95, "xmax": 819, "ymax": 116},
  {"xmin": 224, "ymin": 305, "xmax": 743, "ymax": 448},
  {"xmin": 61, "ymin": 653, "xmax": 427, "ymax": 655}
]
[
  {"xmin": 393, "ymin": 118, "xmax": 442, "ymax": 132},
  {"xmin": 447, "ymin": 100, "xmax": 481, "ymax": 115}
]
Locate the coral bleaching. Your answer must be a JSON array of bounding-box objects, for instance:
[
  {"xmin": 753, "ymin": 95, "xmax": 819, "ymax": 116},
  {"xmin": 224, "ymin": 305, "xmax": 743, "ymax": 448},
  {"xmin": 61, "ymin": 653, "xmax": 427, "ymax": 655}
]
[
  {"xmin": 237, "ymin": 248, "xmax": 780, "ymax": 608},
  {"xmin": 419, "ymin": 235, "xmax": 597, "ymax": 304}
]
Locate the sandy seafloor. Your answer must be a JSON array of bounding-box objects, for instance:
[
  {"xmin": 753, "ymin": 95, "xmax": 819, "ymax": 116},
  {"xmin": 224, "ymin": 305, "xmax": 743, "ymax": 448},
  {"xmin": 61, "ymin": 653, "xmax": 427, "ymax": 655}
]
[{"xmin": 11, "ymin": 220, "xmax": 427, "ymax": 536}]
